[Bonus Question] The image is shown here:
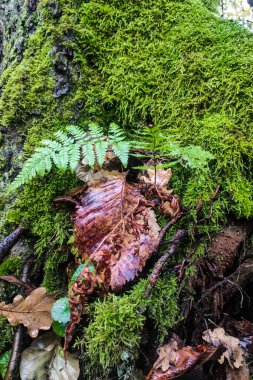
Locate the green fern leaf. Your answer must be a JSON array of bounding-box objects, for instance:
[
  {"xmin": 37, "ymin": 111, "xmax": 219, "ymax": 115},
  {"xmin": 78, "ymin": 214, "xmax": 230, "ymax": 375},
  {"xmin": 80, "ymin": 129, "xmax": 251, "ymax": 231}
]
[
  {"xmin": 89, "ymin": 123, "xmax": 104, "ymax": 140},
  {"xmin": 94, "ymin": 140, "xmax": 108, "ymax": 167},
  {"xmin": 82, "ymin": 143, "xmax": 96, "ymax": 167},
  {"xmin": 66, "ymin": 125, "xmax": 85, "ymax": 142},
  {"xmin": 68, "ymin": 144, "xmax": 81, "ymax": 171},
  {"xmin": 53, "ymin": 146, "xmax": 70, "ymax": 171},
  {"xmin": 41, "ymin": 139, "xmax": 62, "ymax": 152},
  {"xmin": 111, "ymin": 141, "xmax": 129, "ymax": 167},
  {"xmin": 54, "ymin": 130, "xmax": 74, "ymax": 146}
]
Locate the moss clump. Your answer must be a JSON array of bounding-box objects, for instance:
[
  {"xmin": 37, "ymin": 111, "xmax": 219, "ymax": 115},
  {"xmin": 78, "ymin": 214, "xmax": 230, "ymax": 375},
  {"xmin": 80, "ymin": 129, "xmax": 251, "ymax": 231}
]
[
  {"xmin": 42, "ymin": 250, "xmax": 68, "ymax": 293},
  {"xmin": 84, "ymin": 292, "xmax": 145, "ymax": 372},
  {"xmin": 78, "ymin": 275, "xmax": 179, "ymax": 377},
  {"xmin": 148, "ymin": 275, "xmax": 179, "ymax": 340},
  {"xmin": 0, "ymin": 257, "xmax": 21, "ymax": 277},
  {"xmin": 1, "ymin": 0, "xmax": 253, "ymax": 224},
  {"xmin": 0, "ymin": 317, "xmax": 14, "ymax": 355}
]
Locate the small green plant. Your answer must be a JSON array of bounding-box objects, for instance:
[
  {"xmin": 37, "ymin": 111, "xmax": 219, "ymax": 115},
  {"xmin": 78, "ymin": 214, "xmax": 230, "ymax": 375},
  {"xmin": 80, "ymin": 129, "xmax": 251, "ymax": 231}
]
[
  {"xmin": 131, "ymin": 126, "xmax": 215, "ymax": 171},
  {"xmin": 9, "ymin": 123, "xmax": 130, "ymax": 191}
]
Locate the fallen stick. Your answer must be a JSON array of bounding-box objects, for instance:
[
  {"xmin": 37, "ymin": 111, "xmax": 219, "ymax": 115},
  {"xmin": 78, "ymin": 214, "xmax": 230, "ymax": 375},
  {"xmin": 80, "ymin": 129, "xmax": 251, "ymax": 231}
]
[
  {"xmin": 4, "ymin": 257, "xmax": 34, "ymax": 380},
  {"xmin": 144, "ymin": 229, "xmax": 188, "ymax": 297},
  {"xmin": 0, "ymin": 227, "xmax": 25, "ymax": 261}
]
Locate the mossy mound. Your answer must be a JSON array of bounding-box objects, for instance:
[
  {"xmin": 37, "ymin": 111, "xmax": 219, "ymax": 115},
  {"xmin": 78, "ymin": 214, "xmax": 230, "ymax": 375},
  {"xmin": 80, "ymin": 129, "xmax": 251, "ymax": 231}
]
[{"xmin": 0, "ymin": 0, "xmax": 253, "ymax": 377}]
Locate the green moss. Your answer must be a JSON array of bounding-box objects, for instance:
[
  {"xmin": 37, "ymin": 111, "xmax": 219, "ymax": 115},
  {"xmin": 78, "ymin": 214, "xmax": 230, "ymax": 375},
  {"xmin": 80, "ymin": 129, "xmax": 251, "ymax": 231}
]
[
  {"xmin": 77, "ymin": 275, "xmax": 179, "ymax": 377},
  {"xmin": 148, "ymin": 275, "xmax": 179, "ymax": 340},
  {"xmin": 0, "ymin": 317, "xmax": 14, "ymax": 355},
  {"xmin": 0, "ymin": 257, "xmax": 21, "ymax": 277},
  {"xmin": 6, "ymin": 170, "xmax": 78, "ymax": 255},
  {"xmin": 84, "ymin": 292, "xmax": 145, "ymax": 371},
  {"xmin": 42, "ymin": 250, "xmax": 68, "ymax": 293}
]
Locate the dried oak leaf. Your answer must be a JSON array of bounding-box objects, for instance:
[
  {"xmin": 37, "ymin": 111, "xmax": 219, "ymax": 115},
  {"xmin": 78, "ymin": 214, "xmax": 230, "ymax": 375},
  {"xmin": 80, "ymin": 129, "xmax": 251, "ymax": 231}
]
[
  {"xmin": 203, "ymin": 328, "xmax": 244, "ymax": 369},
  {"xmin": 146, "ymin": 339, "xmax": 212, "ymax": 380},
  {"xmin": 73, "ymin": 170, "xmax": 160, "ymax": 290},
  {"xmin": 0, "ymin": 287, "xmax": 56, "ymax": 338}
]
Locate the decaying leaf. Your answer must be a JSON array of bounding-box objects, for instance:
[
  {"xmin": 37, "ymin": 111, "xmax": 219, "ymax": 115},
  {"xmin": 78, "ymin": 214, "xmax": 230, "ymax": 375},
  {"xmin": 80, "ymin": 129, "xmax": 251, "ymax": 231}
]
[
  {"xmin": 140, "ymin": 168, "xmax": 180, "ymax": 218},
  {"xmin": 146, "ymin": 339, "xmax": 212, "ymax": 380},
  {"xmin": 153, "ymin": 340, "xmax": 178, "ymax": 372},
  {"xmin": 73, "ymin": 170, "xmax": 160, "ymax": 290},
  {"xmin": 0, "ymin": 287, "xmax": 56, "ymax": 338},
  {"xmin": 203, "ymin": 327, "xmax": 245, "ymax": 369},
  {"xmin": 20, "ymin": 332, "xmax": 80, "ymax": 380},
  {"xmin": 141, "ymin": 168, "xmax": 172, "ymax": 188},
  {"xmin": 64, "ymin": 170, "xmax": 161, "ymax": 349}
]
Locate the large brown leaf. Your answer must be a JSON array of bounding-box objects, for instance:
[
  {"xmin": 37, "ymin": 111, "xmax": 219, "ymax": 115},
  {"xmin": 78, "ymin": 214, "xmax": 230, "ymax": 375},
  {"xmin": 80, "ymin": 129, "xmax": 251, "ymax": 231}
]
[
  {"xmin": 73, "ymin": 170, "xmax": 160, "ymax": 290},
  {"xmin": 65, "ymin": 170, "xmax": 161, "ymax": 349},
  {"xmin": 0, "ymin": 287, "xmax": 56, "ymax": 338}
]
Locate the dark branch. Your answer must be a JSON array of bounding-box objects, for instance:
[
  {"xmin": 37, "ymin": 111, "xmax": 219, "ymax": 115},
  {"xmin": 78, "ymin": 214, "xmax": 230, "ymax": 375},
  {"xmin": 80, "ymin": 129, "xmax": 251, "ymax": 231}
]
[
  {"xmin": 0, "ymin": 227, "xmax": 25, "ymax": 262},
  {"xmin": 4, "ymin": 258, "xmax": 34, "ymax": 380},
  {"xmin": 144, "ymin": 229, "xmax": 188, "ymax": 297}
]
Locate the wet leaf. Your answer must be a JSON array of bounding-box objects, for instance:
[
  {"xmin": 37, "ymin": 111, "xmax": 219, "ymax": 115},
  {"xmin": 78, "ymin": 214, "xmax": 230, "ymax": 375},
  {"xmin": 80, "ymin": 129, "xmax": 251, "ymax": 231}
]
[
  {"xmin": 73, "ymin": 170, "xmax": 160, "ymax": 290},
  {"xmin": 20, "ymin": 332, "xmax": 80, "ymax": 380},
  {"xmin": 203, "ymin": 328, "xmax": 245, "ymax": 369},
  {"xmin": 146, "ymin": 339, "xmax": 214, "ymax": 380},
  {"xmin": 0, "ymin": 287, "xmax": 56, "ymax": 338},
  {"xmin": 51, "ymin": 298, "xmax": 70, "ymax": 324},
  {"xmin": 65, "ymin": 170, "xmax": 161, "ymax": 349},
  {"xmin": 0, "ymin": 350, "xmax": 11, "ymax": 378},
  {"xmin": 52, "ymin": 320, "xmax": 67, "ymax": 337}
]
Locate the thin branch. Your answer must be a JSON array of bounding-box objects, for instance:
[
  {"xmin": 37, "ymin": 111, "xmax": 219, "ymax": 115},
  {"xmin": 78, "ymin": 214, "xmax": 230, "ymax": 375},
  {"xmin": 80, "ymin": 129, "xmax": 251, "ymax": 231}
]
[
  {"xmin": 144, "ymin": 229, "xmax": 188, "ymax": 297},
  {"xmin": 0, "ymin": 227, "xmax": 25, "ymax": 262},
  {"xmin": 4, "ymin": 258, "xmax": 34, "ymax": 380}
]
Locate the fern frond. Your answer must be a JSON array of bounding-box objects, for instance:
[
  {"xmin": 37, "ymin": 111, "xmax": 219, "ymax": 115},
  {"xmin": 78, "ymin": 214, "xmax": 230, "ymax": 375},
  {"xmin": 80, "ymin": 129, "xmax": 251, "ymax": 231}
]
[
  {"xmin": 68, "ymin": 144, "xmax": 81, "ymax": 171},
  {"xmin": 66, "ymin": 125, "xmax": 85, "ymax": 142},
  {"xmin": 88, "ymin": 123, "xmax": 104, "ymax": 140},
  {"xmin": 108, "ymin": 123, "xmax": 126, "ymax": 142},
  {"xmin": 82, "ymin": 143, "xmax": 96, "ymax": 167},
  {"xmin": 111, "ymin": 141, "xmax": 130, "ymax": 167},
  {"xmin": 41, "ymin": 139, "xmax": 62, "ymax": 152},
  {"xmin": 54, "ymin": 130, "xmax": 74, "ymax": 146},
  {"xmin": 9, "ymin": 123, "xmax": 131, "ymax": 191},
  {"xmin": 52, "ymin": 146, "xmax": 70, "ymax": 171},
  {"xmin": 8, "ymin": 148, "xmax": 53, "ymax": 191},
  {"xmin": 94, "ymin": 140, "xmax": 109, "ymax": 167}
]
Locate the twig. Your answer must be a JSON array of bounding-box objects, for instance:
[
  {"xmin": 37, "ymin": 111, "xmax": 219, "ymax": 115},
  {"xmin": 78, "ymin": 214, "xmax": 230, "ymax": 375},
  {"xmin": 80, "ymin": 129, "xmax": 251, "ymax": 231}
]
[
  {"xmin": 144, "ymin": 229, "xmax": 188, "ymax": 297},
  {"xmin": 0, "ymin": 227, "xmax": 25, "ymax": 262},
  {"xmin": 4, "ymin": 257, "xmax": 34, "ymax": 380}
]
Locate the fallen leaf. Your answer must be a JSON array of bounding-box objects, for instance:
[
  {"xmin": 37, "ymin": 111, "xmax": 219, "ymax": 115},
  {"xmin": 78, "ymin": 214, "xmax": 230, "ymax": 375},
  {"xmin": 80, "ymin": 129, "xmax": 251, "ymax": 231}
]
[
  {"xmin": 146, "ymin": 339, "xmax": 211, "ymax": 380},
  {"xmin": 65, "ymin": 170, "xmax": 160, "ymax": 349},
  {"xmin": 153, "ymin": 341, "xmax": 178, "ymax": 372},
  {"xmin": 73, "ymin": 170, "xmax": 160, "ymax": 290},
  {"xmin": 203, "ymin": 327, "xmax": 245, "ymax": 369},
  {"xmin": 0, "ymin": 287, "xmax": 56, "ymax": 338},
  {"xmin": 20, "ymin": 332, "xmax": 80, "ymax": 380},
  {"xmin": 141, "ymin": 168, "xmax": 172, "ymax": 188}
]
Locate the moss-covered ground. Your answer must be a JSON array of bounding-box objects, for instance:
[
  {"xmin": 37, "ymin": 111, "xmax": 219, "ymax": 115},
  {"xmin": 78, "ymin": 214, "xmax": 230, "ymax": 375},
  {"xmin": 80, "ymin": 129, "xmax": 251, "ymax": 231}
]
[{"xmin": 0, "ymin": 0, "xmax": 252, "ymax": 378}]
